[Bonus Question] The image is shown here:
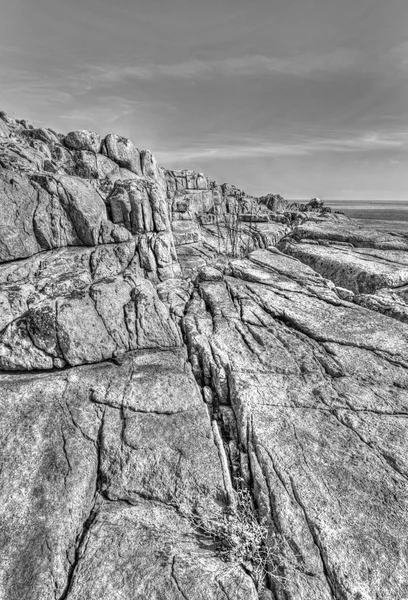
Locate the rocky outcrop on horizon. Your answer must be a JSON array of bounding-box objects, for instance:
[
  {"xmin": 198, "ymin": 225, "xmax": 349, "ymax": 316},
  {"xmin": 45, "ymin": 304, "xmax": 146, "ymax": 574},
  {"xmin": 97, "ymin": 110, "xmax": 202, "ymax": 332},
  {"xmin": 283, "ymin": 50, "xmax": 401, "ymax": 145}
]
[{"xmin": 1, "ymin": 111, "xmax": 408, "ymax": 600}]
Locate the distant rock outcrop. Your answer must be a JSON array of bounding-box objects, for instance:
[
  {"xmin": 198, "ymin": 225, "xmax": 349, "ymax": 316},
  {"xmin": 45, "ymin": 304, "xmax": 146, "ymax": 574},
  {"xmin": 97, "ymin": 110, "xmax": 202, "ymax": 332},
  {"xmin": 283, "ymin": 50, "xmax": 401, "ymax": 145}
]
[{"xmin": 1, "ymin": 112, "xmax": 408, "ymax": 600}]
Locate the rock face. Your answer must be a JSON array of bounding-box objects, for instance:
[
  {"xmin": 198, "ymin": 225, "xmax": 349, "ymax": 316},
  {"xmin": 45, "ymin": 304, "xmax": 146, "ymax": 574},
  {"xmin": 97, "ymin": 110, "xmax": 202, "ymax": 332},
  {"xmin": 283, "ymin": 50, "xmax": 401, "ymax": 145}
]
[
  {"xmin": 1, "ymin": 111, "xmax": 408, "ymax": 600},
  {"xmin": 280, "ymin": 214, "xmax": 408, "ymax": 324},
  {"xmin": 281, "ymin": 240, "xmax": 408, "ymax": 294}
]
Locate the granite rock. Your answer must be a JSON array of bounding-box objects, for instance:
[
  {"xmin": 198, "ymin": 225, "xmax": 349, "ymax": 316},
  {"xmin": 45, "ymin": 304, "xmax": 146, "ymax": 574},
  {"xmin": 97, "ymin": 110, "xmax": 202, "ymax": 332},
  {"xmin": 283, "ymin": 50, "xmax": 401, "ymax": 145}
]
[
  {"xmin": 103, "ymin": 133, "xmax": 142, "ymax": 176},
  {"xmin": 1, "ymin": 115, "xmax": 408, "ymax": 600},
  {"xmin": 64, "ymin": 130, "xmax": 102, "ymax": 153}
]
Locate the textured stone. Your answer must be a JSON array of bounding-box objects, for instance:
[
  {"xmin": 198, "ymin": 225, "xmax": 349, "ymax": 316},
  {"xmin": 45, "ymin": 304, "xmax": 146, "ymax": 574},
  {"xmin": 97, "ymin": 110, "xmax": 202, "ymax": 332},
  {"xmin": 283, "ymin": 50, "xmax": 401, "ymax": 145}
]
[
  {"xmin": 22, "ymin": 127, "xmax": 60, "ymax": 147},
  {"xmin": 0, "ymin": 271, "xmax": 182, "ymax": 370},
  {"xmin": 183, "ymin": 249, "xmax": 408, "ymax": 599},
  {"xmin": 0, "ymin": 118, "xmax": 10, "ymax": 137},
  {"xmin": 64, "ymin": 130, "xmax": 102, "ymax": 153},
  {"xmin": 74, "ymin": 152, "xmax": 121, "ymax": 198},
  {"xmin": 293, "ymin": 213, "xmax": 408, "ymax": 250},
  {"xmin": 171, "ymin": 220, "xmax": 201, "ymax": 245},
  {"xmin": 103, "ymin": 133, "xmax": 142, "ymax": 176},
  {"xmin": 281, "ymin": 240, "xmax": 408, "ymax": 294},
  {"xmin": 0, "ymin": 350, "xmax": 256, "ymax": 600},
  {"xmin": 140, "ymin": 148, "xmax": 161, "ymax": 180},
  {"xmin": 0, "ymin": 172, "xmax": 41, "ymax": 262},
  {"xmin": 2, "ymin": 114, "xmax": 408, "ymax": 600}
]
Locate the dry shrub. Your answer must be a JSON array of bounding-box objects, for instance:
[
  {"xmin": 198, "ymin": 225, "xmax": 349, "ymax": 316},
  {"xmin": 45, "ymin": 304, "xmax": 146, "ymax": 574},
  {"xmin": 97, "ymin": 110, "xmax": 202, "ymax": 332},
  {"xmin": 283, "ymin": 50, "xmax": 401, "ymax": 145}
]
[
  {"xmin": 178, "ymin": 481, "xmax": 287, "ymax": 591},
  {"xmin": 141, "ymin": 454, "xmax": 290, "ymax": 591}
]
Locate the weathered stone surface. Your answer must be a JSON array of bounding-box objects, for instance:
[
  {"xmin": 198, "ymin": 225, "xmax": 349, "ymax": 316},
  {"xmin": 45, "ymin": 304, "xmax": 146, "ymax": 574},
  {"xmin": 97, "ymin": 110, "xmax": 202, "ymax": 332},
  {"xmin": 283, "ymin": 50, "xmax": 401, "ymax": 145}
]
[
  {"xmin": 0, "ymin": 140, "xmax": 178, "ymax": 263},
  {"xmin": 140, "ymin": 148, "xmax": 162, "ymax": 180},
  {"xmin": 0, "ymin": 118, "xmax": 10, "ymax": 137},
  {"xmin": 354, "ymin": 289, "xmax": 408, "ymax": 324},
  {"xmin": 64, "ymin": 500, "xmax": 257, "ymax": 600},
  {"xmin": 51, "ymin": 142, "xmax": 76, "ymax": 174},
  {"xmin": 239, "ymin": 213, "xmax": 269, "ymax": 222},
  {"xmin": 0, "ymin": 137, "xmax": 46, "ymax": 173},
  {"xmin": 22, "ymin": 127, "xmax": 60, "ymax": 147},
  {"xmin": 198, "ymin": 220, "xmax": 289, "ymax": 263},
  {"xmin": 56, "ymin": 175, "xmax": 108, "ymax": 245},
  {"xmin": 281, "ymin": 240, "xmax": 408, "ymax": 294},
  {"xmin": 0, "ymin": 172, "xmax": 41, "ymax": 262},
  {"xmin": 103, "ymin": 133, "xmax": 142, "ymax": 176},
  {"xmin": 64, "ymin": 130, "xmax": 101, "ymax": 153},
  {"xmin": 293, "ymin": 213, "xmax": 408, "ymax": 250},
  {"xmin": 73, "ymin": 151, "xmax": 122, "ymax": 198},
  {"xmin": 0, "ymin": 269, "xmax": 182, "ymax": 370},
  {"xmin": 108, "ymin": 179, "xmax": 171, "ymax": 234},
  {"xmin": 0, "ymin": 350, "xmax": 255, "ymax": 599},
  {"xmin": 2, "ymin": 114, "xmax": 408, "ymax": 600},
  {"xmin": 172, "ymin": 220, "xmax": 201, "ymax": 245},
  {"xmin": 0, "ymin": 170, "xmax": 116, "ymax": 261},
  {"xmin": 183, "ymin": 249, "xmax": 408, "ymax": 599}
]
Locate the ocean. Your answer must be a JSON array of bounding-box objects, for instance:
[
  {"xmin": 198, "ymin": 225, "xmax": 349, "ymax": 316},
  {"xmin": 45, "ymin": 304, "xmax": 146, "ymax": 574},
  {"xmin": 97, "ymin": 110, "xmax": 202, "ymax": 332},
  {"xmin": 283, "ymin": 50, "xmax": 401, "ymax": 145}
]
[
  {"xmin": 291, "ymin": 199, "xmax": 408, "ymax": 233},
  {"xmin": 324, "ymin": 199, "xmax": 408, "ymax": 222}
]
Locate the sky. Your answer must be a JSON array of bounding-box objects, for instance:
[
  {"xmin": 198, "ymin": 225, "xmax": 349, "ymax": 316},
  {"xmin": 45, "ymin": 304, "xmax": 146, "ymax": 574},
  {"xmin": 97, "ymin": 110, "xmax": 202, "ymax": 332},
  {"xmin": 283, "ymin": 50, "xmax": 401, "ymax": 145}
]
[{"xmin": 1, "ymin": 0, "xmax": 408, "ymax": 200}]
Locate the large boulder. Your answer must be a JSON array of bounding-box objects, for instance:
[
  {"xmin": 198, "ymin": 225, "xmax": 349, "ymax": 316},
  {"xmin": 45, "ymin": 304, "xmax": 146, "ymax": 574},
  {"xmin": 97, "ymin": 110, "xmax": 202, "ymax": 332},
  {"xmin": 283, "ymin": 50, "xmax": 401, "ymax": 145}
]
[
  {"xmin": 103, "ymin": 133, "xmax": 142, "ymax": 176},
  {"xmin": 64, "ymin": 130, "xmax": 102, "ymax": 153}
]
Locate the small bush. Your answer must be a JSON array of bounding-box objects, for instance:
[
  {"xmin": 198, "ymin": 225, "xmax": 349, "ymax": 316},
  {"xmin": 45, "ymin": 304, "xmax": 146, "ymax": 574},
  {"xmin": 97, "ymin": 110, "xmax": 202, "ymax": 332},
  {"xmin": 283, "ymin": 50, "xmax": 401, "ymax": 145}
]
[
  {"xmin": 140, "ymin": 456, "xmax": 290, "ymax": 591},
  {"xmin": 179, "ymin": 482, "xmax": 286, "ymax": 591}
]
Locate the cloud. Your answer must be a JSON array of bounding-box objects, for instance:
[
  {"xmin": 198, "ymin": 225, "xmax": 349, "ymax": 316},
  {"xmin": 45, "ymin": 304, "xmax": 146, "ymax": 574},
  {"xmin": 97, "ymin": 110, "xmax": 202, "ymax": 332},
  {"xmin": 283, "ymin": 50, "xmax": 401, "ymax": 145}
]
[
  {"xmin": 388, "ymin": 41, "xmax": 408, "ymax": 70},
  {"xmin": 156, "ymin": 130, "xmax": 408, "ymax": 166},
  {"xmin": 80, "ymin": 49, "xmax": 362, "ymax": 87},
  {"xmin": 58, "ymin": 97, "xmax": 154, "ymax": 125}
]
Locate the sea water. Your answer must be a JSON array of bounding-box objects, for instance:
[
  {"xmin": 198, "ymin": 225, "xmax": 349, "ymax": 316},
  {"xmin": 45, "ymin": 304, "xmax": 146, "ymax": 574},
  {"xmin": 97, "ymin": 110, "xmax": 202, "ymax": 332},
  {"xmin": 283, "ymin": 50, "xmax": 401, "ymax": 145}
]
[
  {"xmin": 324, "ymin": 199, "xmax": 408, "ymax": 222},
  {"xmin": 289, "ymin": 199, "xmax": 408, "ymax": 233}
]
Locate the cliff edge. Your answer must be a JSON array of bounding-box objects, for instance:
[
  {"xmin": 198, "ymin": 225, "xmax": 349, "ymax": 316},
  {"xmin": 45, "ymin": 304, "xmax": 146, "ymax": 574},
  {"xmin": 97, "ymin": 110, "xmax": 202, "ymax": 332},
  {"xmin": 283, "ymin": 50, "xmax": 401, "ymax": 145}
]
[{"xmin": 1, "ymin": 112, "xmax": 407, "ymax": 600}]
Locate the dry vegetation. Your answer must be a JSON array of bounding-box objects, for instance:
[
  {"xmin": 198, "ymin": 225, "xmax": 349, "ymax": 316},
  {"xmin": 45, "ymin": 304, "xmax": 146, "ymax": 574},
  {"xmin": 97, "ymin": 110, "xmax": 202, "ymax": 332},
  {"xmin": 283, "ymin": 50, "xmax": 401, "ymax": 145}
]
[{"xmin": 174, "ymin": 474, "xmax": 288, "ymax": 592}]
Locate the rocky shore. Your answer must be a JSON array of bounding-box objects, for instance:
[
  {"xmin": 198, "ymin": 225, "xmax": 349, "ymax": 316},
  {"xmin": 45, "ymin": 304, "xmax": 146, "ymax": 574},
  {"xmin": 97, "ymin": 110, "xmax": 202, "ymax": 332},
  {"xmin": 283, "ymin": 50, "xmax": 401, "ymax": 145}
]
[{"xmin": 1, "ymin": 112, "xmax": 407, "ymax": 600}]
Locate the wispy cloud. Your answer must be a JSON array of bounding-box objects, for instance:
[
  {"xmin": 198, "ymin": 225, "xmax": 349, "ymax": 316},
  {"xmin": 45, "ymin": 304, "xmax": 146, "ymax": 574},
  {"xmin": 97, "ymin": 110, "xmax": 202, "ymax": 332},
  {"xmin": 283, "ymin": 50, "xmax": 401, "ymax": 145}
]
[
  {"xmin": 80, "ymin": 49, "xmax": 362, "ymax": 87},
  {"xmin": 156, "ymin": 130, "xmax": 408, "ymax": 165},
  {"xmin": 389, "ymin": 41, "xmax": 408, "ymax": 70},
  {"xmin": 58, "ymin": 97, "xmax": 156, "ymax": 125}
]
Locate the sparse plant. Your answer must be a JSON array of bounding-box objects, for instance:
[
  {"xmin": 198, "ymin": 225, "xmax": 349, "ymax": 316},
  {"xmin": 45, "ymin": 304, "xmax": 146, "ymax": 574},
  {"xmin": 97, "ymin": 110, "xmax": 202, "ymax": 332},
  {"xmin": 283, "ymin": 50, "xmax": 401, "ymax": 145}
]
[
  {"xmin": 176, "ymin": 476, "xmax": 288, "ymax": 592},
  {"xmin": 213, "ymin": 208, "xmax": 244, "ymax": 259},
  {"xmin": 209, "ymin": 194, "xmax": 269, "ymax": 259}
]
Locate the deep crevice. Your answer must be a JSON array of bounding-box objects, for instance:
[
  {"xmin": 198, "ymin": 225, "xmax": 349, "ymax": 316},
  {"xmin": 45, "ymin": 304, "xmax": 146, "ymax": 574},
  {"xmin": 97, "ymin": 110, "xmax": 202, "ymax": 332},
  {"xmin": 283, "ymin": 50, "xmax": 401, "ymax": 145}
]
[{"xmin": 57, "ymin": 407, "xmax": 106, "ymax": 600}]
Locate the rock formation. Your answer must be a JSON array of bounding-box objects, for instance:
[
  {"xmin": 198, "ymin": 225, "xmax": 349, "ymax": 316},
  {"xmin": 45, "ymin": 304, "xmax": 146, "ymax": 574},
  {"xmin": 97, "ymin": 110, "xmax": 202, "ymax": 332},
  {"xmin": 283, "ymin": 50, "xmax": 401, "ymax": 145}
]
[{"xmin": 1, "ymin": 111, "xmax": 407, "ymax": 600}]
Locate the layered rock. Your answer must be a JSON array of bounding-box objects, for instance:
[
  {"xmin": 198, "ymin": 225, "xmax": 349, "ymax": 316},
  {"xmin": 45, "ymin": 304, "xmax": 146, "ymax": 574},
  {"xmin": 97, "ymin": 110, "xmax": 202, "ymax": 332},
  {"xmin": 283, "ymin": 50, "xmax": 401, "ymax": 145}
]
[
  {"xmin": 292, "ymin": 212, "xmax": 408, "ymax": 251},
  {"xmin": 183, "ymin": 249, "xmax": 408, "ymax": 599},
  {"xmin": 280, "ymin": 212, "xmax": 408, "ymax": 324},
  {"xmin": 1, "ymin": 111, "xmax": 408, "ymax": 600},
  {"xmin": 281, "ymin": 240, "xmax": 408, "ymax": 294},
  {"xmin": 1, "ymin": 349, "xmax": 257, "ymax": 599}
]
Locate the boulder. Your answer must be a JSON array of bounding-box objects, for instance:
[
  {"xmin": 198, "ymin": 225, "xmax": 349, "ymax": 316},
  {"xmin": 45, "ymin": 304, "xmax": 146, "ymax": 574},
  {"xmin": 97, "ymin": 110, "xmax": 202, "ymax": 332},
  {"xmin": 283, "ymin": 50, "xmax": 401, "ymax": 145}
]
[
  {"xmin": 103, "ymin": 133, "xmax": 142, "ymax": 176},
  {"xmin": 64, "ymin": 130, "xmax": 101, "ymax": 153},
  {"xmin": 140, "ymin": 148, "xmax": 161, "ymax": 180}
]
